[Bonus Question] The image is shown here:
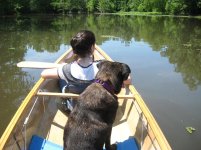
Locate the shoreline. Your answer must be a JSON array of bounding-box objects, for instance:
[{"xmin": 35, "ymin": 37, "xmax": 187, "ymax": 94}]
[{"xmin": 0, "ymin": 12, "xmax": 201, "ymax": 19}]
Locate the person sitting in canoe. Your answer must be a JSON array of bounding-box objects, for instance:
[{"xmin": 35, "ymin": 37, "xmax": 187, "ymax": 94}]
[
  {"xmin": 41, "ymin": 30, "xmax": 131, "ymax": 113},
  {"xmin": 41, "ymin": 30, "xmax": 101, "ymax": 112}
]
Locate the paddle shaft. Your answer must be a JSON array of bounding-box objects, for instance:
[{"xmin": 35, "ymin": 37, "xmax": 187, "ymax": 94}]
[{"xmin": 17, "ymin": 61, "xmax": 64, "ymax": 69}]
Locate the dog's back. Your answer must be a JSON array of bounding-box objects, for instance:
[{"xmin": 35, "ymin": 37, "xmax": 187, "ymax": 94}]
[{"xmin": 64, "ymin": 83, "xmax": 118, "ymax": 150}]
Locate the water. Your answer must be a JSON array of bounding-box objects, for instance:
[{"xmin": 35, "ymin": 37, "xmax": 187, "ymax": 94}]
[{"xmin": 0, "ymin": 14, "xmax": 201, "ymax": 149}]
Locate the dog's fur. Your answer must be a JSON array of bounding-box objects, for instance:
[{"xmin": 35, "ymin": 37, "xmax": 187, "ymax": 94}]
[{"xmin": 63, "ymin": 61, "xmax": 131, "ymax": 150}]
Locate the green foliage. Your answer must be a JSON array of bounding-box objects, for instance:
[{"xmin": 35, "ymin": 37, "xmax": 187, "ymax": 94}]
[
  {"xmin": 165, "ymin": 0, "xmax": 185, "ymax": 15},
  {"xmin": 14, "ymin": 3, "xmax": 22, "ymax": 15},
  {"xmin": 97, "ymin": 0, "xmax": 115, "ymax": 13},
  {"xmin": 0, "ymin": 0, "xmax": 200, "ymax": 15},
  {"xmin": 86, "ymin": 0, "xmax": 98, "ymax": 12},
  {"xmin": 150, "ymin": 0, "xmax": 167, "ymax": 12},
  {"xmin": 51, "ymin": 0, "xmax": 71, "ymax": 14}
]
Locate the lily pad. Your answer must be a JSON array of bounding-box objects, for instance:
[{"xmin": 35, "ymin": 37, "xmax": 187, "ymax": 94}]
[{"xmin": 186, "ymin": 127, "xmax": 196, "ymax": 134}]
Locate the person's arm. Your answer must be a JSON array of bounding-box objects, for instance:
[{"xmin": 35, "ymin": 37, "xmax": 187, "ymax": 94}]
[{"xmin": 41, "ymin": 68, "xmax": 59, "ymax": 79}]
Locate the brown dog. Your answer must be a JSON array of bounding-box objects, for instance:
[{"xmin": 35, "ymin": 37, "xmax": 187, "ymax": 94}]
[{"xmin": 63, "ymin": 61, "xmax": 131, "ymax": 150}]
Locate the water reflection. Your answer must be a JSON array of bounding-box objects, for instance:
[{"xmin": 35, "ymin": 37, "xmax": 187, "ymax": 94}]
[
  {"xmin": 2, "ymin": 15, "xmax": 200, "ymax": 90},
  {"xmin": 0, "ymin": 22, "xmax": 34, "ymax": 133}
]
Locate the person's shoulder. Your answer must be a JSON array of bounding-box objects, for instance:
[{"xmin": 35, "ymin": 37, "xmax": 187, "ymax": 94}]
[{"xmin": 62, "ymin": 62, "xmax": 74, "ymax": 72}]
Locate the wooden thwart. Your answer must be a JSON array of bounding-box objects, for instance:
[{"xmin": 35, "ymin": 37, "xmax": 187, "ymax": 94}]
[{"xmin": 37, "ymin": 91, "xmax": 134, "ymax": 99}]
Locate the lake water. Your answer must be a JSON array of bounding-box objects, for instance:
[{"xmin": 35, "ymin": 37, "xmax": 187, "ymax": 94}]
[{"xmin": 0, "ymin": 14, "xmax": 201, "ymax": 149}]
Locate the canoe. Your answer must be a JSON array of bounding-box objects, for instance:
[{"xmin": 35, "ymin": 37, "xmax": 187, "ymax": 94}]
[{"xmin": 0, "ymin": 45, "xmax": 171, "ymax": 150}]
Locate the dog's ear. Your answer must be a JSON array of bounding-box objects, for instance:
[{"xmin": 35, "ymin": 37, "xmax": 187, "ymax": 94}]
[
  {"xmin": 96, "ymin": 60, "xmax": 106, "ymax": 69},
  {"xmin": 122, "ymin": 63, "xmax": 131, "ymax": 80}
]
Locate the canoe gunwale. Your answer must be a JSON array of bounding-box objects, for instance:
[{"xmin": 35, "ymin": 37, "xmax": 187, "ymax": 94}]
[{"xmin": 129, "ymin": 85, "xmax": 171, "ymax": 150}]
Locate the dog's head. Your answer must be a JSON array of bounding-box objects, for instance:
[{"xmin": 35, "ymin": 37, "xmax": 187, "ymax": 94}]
[{"xmin": 96, "ymin": 61, "xmax": 131, "ymax": 94}]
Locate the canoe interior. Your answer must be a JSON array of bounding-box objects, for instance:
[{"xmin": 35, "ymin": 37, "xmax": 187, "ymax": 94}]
[
  {"xmin": 1, "ymin": 46, "xmax": 170, "ymax": 150},
  {"xmin": 3, "ymin": 81, "xmax": 159, "ymax": 150}
]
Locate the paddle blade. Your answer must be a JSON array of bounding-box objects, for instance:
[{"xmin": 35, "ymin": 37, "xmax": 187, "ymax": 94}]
[{"xmin": 17, "ymin": 61, "xmax": 62, "ymax": 69}]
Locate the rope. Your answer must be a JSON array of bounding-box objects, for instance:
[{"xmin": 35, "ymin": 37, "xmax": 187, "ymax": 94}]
[
  {"xmin": 42, "ymin": 96, "xmax": 46, "ymax": 113},
  {"xmin": 22, "ymin": 96, "xmax": 39, "ymax": 150},
  {"xmin": 141, "ymin": 115, "xmax": 144, "ymax": 147}
]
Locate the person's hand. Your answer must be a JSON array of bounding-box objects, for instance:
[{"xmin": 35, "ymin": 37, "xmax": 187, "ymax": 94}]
[{"xmin": 123, "ymin": 75, "xmax": 132, "ymax": 85}]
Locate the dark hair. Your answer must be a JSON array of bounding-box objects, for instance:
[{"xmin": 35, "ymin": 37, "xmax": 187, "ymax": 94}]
[{"xmin": 70, "ymin": 30, "xmax": 96, "ymax": 58}]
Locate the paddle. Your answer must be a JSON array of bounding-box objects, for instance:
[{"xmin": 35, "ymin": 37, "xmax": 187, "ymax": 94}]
[
  {"xmin": 17, "ymin": 61, "xmax": 64, "ymax": 69},
  {"xmin": 17, "ymin": 52, "xmax": 78, "ymax": 69}
]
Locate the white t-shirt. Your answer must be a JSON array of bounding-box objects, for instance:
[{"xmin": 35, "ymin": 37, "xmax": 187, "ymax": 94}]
[{"xmin": 58, "ymin": 61, "xmax": 99, "ymax": 83}]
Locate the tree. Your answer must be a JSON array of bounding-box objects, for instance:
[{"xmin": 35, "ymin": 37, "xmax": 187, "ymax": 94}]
[
  {"xmin": 0, "ymin": 0, "xmax": 201, "ymax": 15},
  {"xmin": 97, "ymin": 0, "xmax": 115, "ymax": 13},
  {"xmin": 128, "ymin": 0, "xmax": 141, "ymax": 11},
  {"xmin": 150, "ymin": 0, "xmax": 167, "ymax": 12},
  {"xmin": 165, "ymin": 0, "xmax": 187, "ymax": 15},
  {"xmin": 183, "ymin": 0, "xmax": 201, "ymax": 15},
  {"xmin": 51, "ymin": 0, "xmax": 71, "ymax": 14},
  {"xmin": 70, "ymin": 0, "xmax": 86, "ymax": 12},
  {"xmin": 86, "ymin": 0, "xmax": 97, "ymax": 12}
]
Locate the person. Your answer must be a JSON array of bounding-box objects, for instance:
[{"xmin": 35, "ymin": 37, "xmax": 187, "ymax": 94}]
[
  {"xmin": 41, "ymin": 30, "xmax": 100, "ymax": 111},
  {"xmin": 41, "ymin": 30, "xmax": 131, "ymax": 112}
]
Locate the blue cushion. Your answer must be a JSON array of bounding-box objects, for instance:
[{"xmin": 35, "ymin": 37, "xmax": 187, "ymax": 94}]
[
  {"xmin": 117, "ymin": 138, "xmax": 139, "ymax": 150},
  {"xmin": 29, "ymin": 135, "xmax": 63, "ymax": 150},
  {"xmin": 29, "ymin": 135, "xmax": 138, "ymax": 150}
]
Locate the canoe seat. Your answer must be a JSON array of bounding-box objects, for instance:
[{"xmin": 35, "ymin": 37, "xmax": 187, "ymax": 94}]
[
  {"xmin": 29, "ymin": 135, "xmax": 63, "ymax": 150},
  {"xmin": 117, "ymin": 138, "xmax": 139, "ymax": 150},
  {"xmin": 29, "ymin": 135, "xmax": 138, "ymax": 150}
]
